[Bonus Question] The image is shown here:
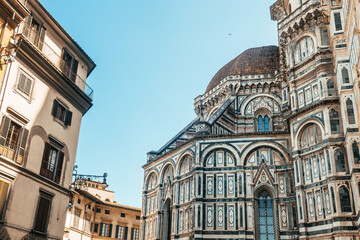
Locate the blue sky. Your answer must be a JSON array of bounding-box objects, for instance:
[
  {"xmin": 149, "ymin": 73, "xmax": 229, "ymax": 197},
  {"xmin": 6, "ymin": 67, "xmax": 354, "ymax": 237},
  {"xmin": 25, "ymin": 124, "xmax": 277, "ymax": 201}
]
[{"xmin": 41, "ymin": 0, "xmax": 278, "ymax": 207}]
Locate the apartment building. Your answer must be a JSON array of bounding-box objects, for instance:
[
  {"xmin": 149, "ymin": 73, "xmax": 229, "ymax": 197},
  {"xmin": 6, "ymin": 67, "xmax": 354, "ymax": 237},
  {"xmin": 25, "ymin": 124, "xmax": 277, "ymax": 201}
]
[
  {"xmin": 0, "ymin": 0, "xmax": 95, "ymax": 239},
  {"xmin": 64, "ymin": 180, "xmax": 141, "ymax": 240}
]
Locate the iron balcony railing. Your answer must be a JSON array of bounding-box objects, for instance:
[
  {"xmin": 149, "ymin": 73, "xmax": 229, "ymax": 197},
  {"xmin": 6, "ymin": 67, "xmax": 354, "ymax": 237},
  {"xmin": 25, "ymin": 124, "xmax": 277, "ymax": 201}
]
[{"xmin": 22, "ymin": 24, "xmax": 94, "ymax": 100}]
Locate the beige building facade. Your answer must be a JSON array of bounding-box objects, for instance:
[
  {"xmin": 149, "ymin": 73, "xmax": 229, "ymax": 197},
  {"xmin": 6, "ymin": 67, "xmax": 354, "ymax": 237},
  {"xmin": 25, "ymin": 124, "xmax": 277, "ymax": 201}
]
[
  {"xmin": 141, "ymin": 0, "xmax": 360, "ymax": 239},
  {"xmin": 0, "ymin": 0, "xmax": 95, "ymax": 239},
  {"xmin": 64, "ymin": 180, "xmax": 141, "ymax": 240}
]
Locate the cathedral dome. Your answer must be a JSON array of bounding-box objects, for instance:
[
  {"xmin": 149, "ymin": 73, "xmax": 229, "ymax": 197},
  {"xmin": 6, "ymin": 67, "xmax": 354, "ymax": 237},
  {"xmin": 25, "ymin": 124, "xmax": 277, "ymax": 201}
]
[{"xmin": 205, "ymin": 46, "xmax": 280, "ymax": 93}]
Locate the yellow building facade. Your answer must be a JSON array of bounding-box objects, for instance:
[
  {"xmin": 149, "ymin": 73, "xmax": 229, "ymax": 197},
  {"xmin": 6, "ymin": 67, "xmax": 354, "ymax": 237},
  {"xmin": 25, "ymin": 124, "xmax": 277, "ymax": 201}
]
[{"xmin": 64, "ymin": 180, "xmax": 141, "ymax": 240}]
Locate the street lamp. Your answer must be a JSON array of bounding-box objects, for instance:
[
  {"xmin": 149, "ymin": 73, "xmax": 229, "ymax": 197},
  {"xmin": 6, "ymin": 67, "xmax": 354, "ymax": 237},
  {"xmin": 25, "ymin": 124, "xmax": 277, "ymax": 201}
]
[{"xmin": 71, "ymin": 165, "xmax": 108, "ymax": 190}]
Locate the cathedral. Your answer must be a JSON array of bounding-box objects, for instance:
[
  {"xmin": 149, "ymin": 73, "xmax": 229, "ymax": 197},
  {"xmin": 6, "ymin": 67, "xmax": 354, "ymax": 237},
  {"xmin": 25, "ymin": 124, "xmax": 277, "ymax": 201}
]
[{"xmin": 141, "ymin": 0, "xmax": 360, "ymax": 239}]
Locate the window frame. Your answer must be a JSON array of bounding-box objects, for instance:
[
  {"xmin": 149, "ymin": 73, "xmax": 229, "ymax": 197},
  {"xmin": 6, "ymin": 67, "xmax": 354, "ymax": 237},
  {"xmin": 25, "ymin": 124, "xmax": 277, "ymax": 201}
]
[
  {"xmin": 51, "ymin": 99, "xmax": 73, "ymax": 127},
  {"xmin": 15, "ymin": 68, "xmax": 35, "ymax": 100},
  {"xmin": 39, "ymin": 139, "xmax": 65, "ymax": 184},
  {"xmin": 33, "ymin": 189, "xmax": 53, "ymax": 235}
]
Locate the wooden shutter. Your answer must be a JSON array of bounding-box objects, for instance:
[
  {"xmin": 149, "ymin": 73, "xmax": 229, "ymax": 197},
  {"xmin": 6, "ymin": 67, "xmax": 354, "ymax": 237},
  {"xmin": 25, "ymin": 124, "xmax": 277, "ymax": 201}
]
[
  {"xmin": 15, "ymin": 128, "xmax": 28, "ymax": 164},
  {"xmin": 70, "ymin": 59, "xmax": 78, "ymax": 82},
  {"xmin": 23, "ymin": 15, "xmax": 33, "ymax": 37},
  {"xmin": 34, "ymin": 196, "xmax": 51, "ymax": 233},
  {"xmin": 18, "ymin": 73, "xmax": 27, "ymax": 93},
  {"xmin": 0, "ymin": 116, "xmax": 10, "ymax": 149},
  {"xmin": 99, "ymin": 223, "xmax": 103, "ymax": 236},
  {"xmin": 40, "ymin": 143, "xmax": 51, "ymax": 178},
  {"xmin": 38, "ymin": 27, "xmax": 46, "ymax": 51},
  {"xmin": 131, "ymin": 228, "xmax": 134, "ymax": 240},
  {"xmin": 65, "ymin": 110, "xmax": 72, "ymax": 126},
  {"xmin": 124, "ymin": 226, "xmax": 128, "ymax": 240},
  {"xmin": 52, "ymin": 100, "xmax": 59, "ymax": 117},
  {"xmin": 115, "ymin": 225, "xmax": 119, "ymax": 238},
  {"xmin": 24, "ymin": 77, "xmax": 32, "ymax": 96},
  {"xmin": 55, "ymin": 151, "xmax": 64, "ymax": 184},
  {"xmin": 108, "ymin": 224, "xmax": 113, "ymax": 237}
]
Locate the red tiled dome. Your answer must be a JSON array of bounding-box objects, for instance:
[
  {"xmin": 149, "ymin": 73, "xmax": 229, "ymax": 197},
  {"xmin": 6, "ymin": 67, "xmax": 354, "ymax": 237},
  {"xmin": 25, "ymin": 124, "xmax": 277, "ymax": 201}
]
[{"xmin": 206, "ymin": 46, "xmax": 280, "ymax": 92}]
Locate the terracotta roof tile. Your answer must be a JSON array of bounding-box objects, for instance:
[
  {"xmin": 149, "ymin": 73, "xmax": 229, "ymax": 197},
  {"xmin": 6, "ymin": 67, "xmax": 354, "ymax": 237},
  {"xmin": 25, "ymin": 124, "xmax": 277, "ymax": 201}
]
[{"xmin": 206, "ymin": 46, "xmax": 280, "ymax": 92}]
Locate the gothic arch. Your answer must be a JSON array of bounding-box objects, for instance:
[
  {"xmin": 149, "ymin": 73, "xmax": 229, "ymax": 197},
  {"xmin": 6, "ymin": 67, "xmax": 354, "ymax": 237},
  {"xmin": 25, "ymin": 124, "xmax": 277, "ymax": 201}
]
[
  {"xmin": 240, "ymin": 94, "xmax": 281, "ymax": 115},
  {"xmin": 240, "ymin": 142, "xmax": 290, "ymax": 166},
  {"xmin": 176, "ymin": 151, "xmax": 194, "ymax": 177},
  {"xmin": 200, "ymin": 143, "xmax": 241, "ymax": 167},
  {"xmin": 159, "ymin": 161, "xmax": 175, "ymax": 184},
  {"xmin": 253, "ymin": 184, "xmax": 280, "ymax": 240},
  {"xmin": 293, "ymin": 118, "xmax": 325, "ymax": 150},
  {"xmin": 144, "ymin": 170, "xmax": 159, "ymax": 191}
]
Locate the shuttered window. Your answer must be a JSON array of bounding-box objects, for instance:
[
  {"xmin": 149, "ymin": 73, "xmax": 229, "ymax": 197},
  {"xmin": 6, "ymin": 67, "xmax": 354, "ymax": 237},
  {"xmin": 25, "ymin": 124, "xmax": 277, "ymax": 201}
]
[
  {"xmin": 17, "ymin": 71, "xmax": 33, "ymax": 97},
  {"xmin": 40, "ymin": 142, "xmax": 64, "ymax": 184},
  {"xmin": 100, "ymin": 223, "xmax": 113, "ymax": 237},
  {"xmin": 34, "ymin": 192, "xmax": 53, "ymax": 233},
  {"xmin": 0, "ymin": 116, "xmax": 28, "ymax": 164},
  {"xmin": 23, "ymin": 14, "xmax": 46, "ymax": 51},
  {"xmin": 51, "ymin": 100, "xmax": 72, "ymax": 126},
  {"xmin": 131, "ymin": 228, "xmax": 139, "ymax": 240},
  {"xmin": 61, "ymin": 48, "xmax": 79, "ymax": 82},
  {"xmin": 115, "ymin": 225, "xmax": 125, "ymax": 239}
]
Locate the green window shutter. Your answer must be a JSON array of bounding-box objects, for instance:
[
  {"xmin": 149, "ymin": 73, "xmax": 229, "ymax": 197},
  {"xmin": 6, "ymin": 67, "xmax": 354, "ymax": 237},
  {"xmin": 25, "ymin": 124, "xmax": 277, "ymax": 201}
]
[
  {"xmin": 124, "ymin": 226, "xmax": 128, "ymax": 240},
  {"xmin": 131, "ymin": 228, "xmax": 134, "ymax": 240},
  {"xmin": 55, "ymin": 151, "xmax": 64, "ymax": 184},
  {"xmin": 16, "ymin": 128, "xmax": 28, "ymax": 164},
  {"xmin": 65, "ymin": 110, "xmax": 72, "ymax": 126},
  {"xmin": 40, "ymin": 143, "xmax": 51, "ymax": 178},
  {"xmin": 94, "ymin": 223, "xmax": 98, "ymax": 233},
  {"xmin": 0, "ymin": 116, "xmax": 10, "ymax": 148},
  {"xmin": 99, "ymin": 223, "xmax": 103, "ymax": 236},
  {"xmin": 115, "ymin": 225, "xmax": 119, "ymax": 238},
  {"xmin": 70, "ymin": 59, "xmax": 78, "ymax": 82},
  {"xmin": 108, "ymin": 224, "xmax": 113, "ymax": 237},
  {"xmin": 52, "ymin": 100, "xmax": 59, "ymax": 117}
]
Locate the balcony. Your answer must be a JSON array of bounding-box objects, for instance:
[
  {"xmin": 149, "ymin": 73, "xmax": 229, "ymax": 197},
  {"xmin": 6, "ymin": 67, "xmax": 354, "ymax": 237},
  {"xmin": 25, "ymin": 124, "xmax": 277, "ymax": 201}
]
[{"xmin": 22, "ymin": 24, "xmax": 94, "ymax": 100}]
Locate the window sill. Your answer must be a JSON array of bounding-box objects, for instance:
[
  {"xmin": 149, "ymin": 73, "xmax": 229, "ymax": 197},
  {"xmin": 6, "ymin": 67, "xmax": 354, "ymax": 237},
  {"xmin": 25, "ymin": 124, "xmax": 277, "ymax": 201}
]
[
  {"xmin": 52, "ymin": 116, "xmax": 68, "ymax": 129},
  {"xmin": 13, "ymin": 88, "xmax": 32, "ymax": 104}
]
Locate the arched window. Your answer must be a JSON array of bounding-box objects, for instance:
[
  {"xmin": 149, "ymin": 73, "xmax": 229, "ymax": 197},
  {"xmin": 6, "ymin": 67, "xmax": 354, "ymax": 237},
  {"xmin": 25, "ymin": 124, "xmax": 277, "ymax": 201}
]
[
  {"xmin": 352, "ymin": 142, "xmax": 360, "ymax": 164},
  {"xmin": 339, "ymin": 186, "xmax": 352, "ymax": 212},
  {"xmin": 299, "ymin": 123, "xmax": 322, "ymax": 149},
  {"xmin": 294, "ymin": 37, "xmax": 315, "ymax": 64},
  {"xmin": 264, "ymin": 116, "xmax": 270, "ymax": 132},
  {"xmin": 335, "ymin": 150, "xmax": 346, "ymax": 172},
  {"xmin": 346, "ymin": 99, "xmax": 355, "ymax": 124},
  {"xmin": 342, "ymin": 67, "xmax": 350, "ymax": 84},
  {"xmin": 327, "ymin": 80, "xmax": 335, "ymax": 97},
  {"xmin": 146, "ymin": 174, "xmax": 157, "ymax": 191},
  {"xmin": 258, "ymin": 192, "xmax": 275, "ymax": 240},
  {"xmin": 329, "ymin": 109, "xmax": 340, "ymax": 134},
  {"xmin": 257, "ymin": 115, "xmax": 270, "ymax": 132},
  {"xmin": 331, "ymin": 187, "xmax": 336, "ymax": 213},
  {"xmin": 258, "ymin": 116, "xmax": 263, "ymax": 132}
]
